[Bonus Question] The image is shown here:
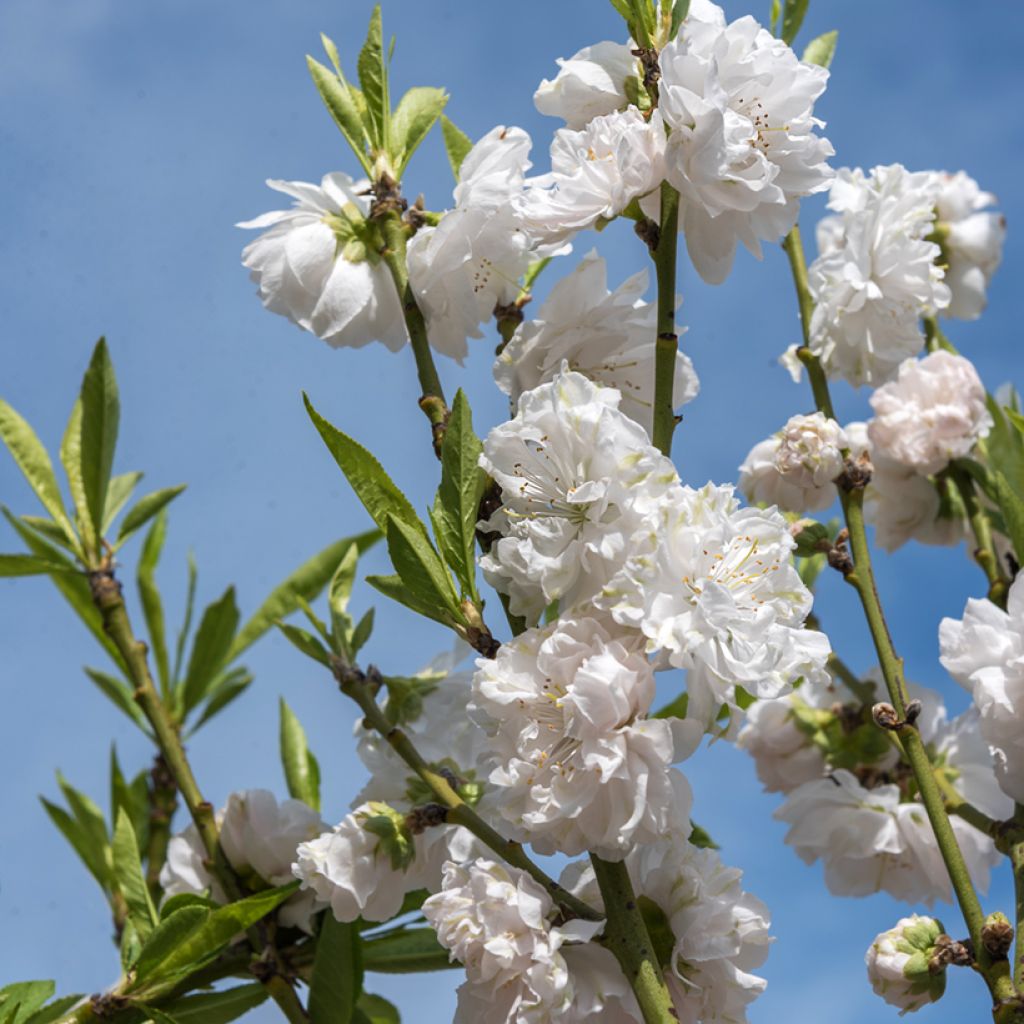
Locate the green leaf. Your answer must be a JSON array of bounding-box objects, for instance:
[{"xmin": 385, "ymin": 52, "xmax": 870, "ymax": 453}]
[
  {"xmin": 277, "ymin": 622, "xmax": 332, "ymax": 666},
  {"xmin": 780, "ymin": 0, "xmax": 809, "ymax": 44},
  {"xmin": 116, "ymin": 485, "xmax": 186, "ymax": 546},
  {"xmin": 608, "ymin": 0, "xmax": 632, "ymax": 20},
  {"xmin": 439, "ymin": 116, "xmax": 472, "ymax": 181},
  {"xmin": 23, "ymin": 995, "xmax": 83, "ymax": 1024},
  {"xmin": 1, "ymin": 507, "xmax": 126, "ymax": 672},
  {"xmin": 279, "ymin": 699, "xmax": 321, "ymax": 811},
  {"xmin": 792, "ymin": 520, "xmax": 831, "ymax": 558},
  {"xmin": 19, "ymin": 515, "xmax": 76, "ymax": 552},
  {"xmin": 0, "ymin": 983, "xmax": 56, "ymax": 1024},
  {"xmin": 356, "ymin": 6, "xmax": 389, "ymax": 152},
  {"xmin": 84, "ymin": 667, "xmax": 150, "ymax": 733},
  {"xmin": 0, "ymin": 554, "xmax": 77, "ymax": 577},
  {"xmin": 79, "ymin": 338, "xmax": 120, "ymax": 544},
  {"xmin": 391, "ymin": 87, "xmax": 447, "ymax": 174},
  {"xmin": 669, "ymin": 0, "xmax": 691, "ymax": 38},
  {"xmin": 110, "ymin": 747, "xmax": 150, "ymax": 852},
  {"xmin": 309, "ymin": 917, "xmax": 363, "ymax": 1024},
  {"xmin": 59, "ymin": 398, "xmax": 92, "ymax": 554},
  {"xmin": 182, "ymin": 587, "xmax": 239, "ymax": 714},
  {"xmin": 328, "ymin": 543, "xmax": 360, "ymax": 652},
  {"xmin": 350, "ymin": 608, "xmax": 375, "ymax": 657},
  {"xmin": 992, "ymin": 469, "xmax": 1024, "ymax": 564},
  {"xmin": 356, "ymin": 994, "xmax": 399, "ymax": 1024},
  {"xmin": 361, "ymin": 928, "xmax": 456, "ymax": 973},
  {"xmin": 103, "ymin": 472, "xmax": 143, "ymax": 533},
  {"xmin": 365, "ymin": 574, "xmax": 451, "ymax": 627},
  {"xmin": 306, "ymin": 57, "xmax": 373, "ymax": 176},
  {"xmin": 231, "ymin": 530, "xmax": 379, "ymax": 660},
  {"xmin": 321, "ymin": 33, "xmax": 343, "ymax": 76},
  {"xmin": 802, "ymin": 29, "xmax": 838, "ymax": 68},
  {"xmin": 131, "ymin": 886, "xmax": 299, "ymax": 993},
  {"xmin": 653, "ymin": 692, "xmax": 688, "ymax": 719},
  {"xmin": 0, "ymin": 400, "xmax": 76, "ymax": 547},
  {"xmin": 137, "ymin": 511, "xmax": 171, "ymax": 694},
  {"xmin": 158, "ymin": 985, "xmax": 267, "ymax": 1024},
  {"xmin": 112, "ymin": 809, "xmax": 158, "ymax": 939},
  {"xmin": 40, "ymin": 792, "xmax": 111, "ymax": 892},
  {"xmin": 190, "ymin": 668, "xmax": 253, "ymax": 732},
  {"xmin": 769, "ymin": 0, "xmax": 781, "ymax": 34},
  {"xmin": 384, "ymin": 516, "xmax": 460, "ymax": 619},
  {"xmin": 305, "ymin": 396, "xmax": 423, "ymax": 536},
  {"xmin": 158, "ymin": 893, "xmax": 217, "ymax": 919},
  {"xmin": 688, "ymin": 821, "xmax": 719, "ymax": 849},
  {"xmin": 434, "ymin": 390, "xmax": 485, "ymax": 599}
]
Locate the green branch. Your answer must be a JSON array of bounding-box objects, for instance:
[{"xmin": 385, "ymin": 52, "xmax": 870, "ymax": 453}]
[
  {"xmin": 651, "ymin": 182, "xmax": 681, "ymax": 456},
  {"xmin": 948, "ymin": 464, "xmax": 1010, "ymax": 608}
]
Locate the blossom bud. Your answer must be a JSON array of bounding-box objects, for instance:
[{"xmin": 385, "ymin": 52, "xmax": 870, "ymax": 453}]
[
  {"xmin": 866, "ymin": 915, "xmax": 947, "ymax": 1013},
  {"xmin": 981, "ymin": 912, "xmax": 1014, "ymax": 959},
  {"xmin": 359, "ymin": 802, "xmax": 415, "ymax": 870},
  {"xmin": 872, "ymin": 702, "xmax": 900, "ymax": 730}
]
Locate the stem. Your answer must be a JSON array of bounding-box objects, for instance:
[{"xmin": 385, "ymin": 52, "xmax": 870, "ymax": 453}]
[
  {"xmin": 590, "ymin": 855, "xmax": 677, "ymax": 1024},
  {"xmin": 949, "ymin": 464, "xmax": 1010, "ymax": 608},
  {"xmin": 378, "ymin": 213, "xmax": 449, "ymax": 455},
  {"xmin": 781, "ymin": 226, "xmax": 1016, "ymax": 1007},
  {"xmin": 144, "ymin": 754, "xmax": 178, "ymax": 902},
  {"xmin": 932, "ymin": 768, "xmax": 1001, "ymax": 839},
  {"xmin": 339, "ymin": 669, "xmax": 602, "ymax": 923},
  {"xmin": 88, "ymin": 567, "xmax": 308, "ymax": 1022},
  {"xmin": 651, "ymin": 181, "xmax": 681, "ymax": 457}
]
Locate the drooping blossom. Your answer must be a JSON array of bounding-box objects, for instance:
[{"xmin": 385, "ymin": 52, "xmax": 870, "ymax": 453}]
[
  {"xmin": 161, "ymin": 789, "xmax": 326, "ymax": 932},
  {"xmin": 808, "ymin": 165, "xmax": 950, "ymax": 386},
  {"xmin": 935, "ymin": 171, "xmax": 1005, "ymax": 321},
  {"xmin": 865, "ymin": 916, "xmax": 947, "ymax": 1014},
  {"xmin": 738, "ymin": 412, "xmax": 846, "ymax": 513},
  {"xmin": 470, "ymin": 614, "xmax": 698, "ymax": 859},
  {"xmin": 598, "ymin": 481, "xmax": 831, "ymax": 727},
  {"xmin": 940, "ymin": 571, "xmax": 1024, "ymax": 803},
  {"xmin": 655, "ymin": 5, "xmax": 833, "ymax": 284},
  {"xmin": 493, "ymin": 251, "xmax": 698, "ymax": 437},
  {"xmin": 867, "ymin": 351, "xmax": 992, "ymax": 475},
  {"xmin": 479, "ymin": 368, "xmax": 679, "ymax": 623},
  {"xmin": 238, "ymin": 174, "xmax": 406, "ymax": 351},
  {"xmin": 533, "ymin": 42, "xmax": 637, "ymax": 129},
  {"xmin": 423, "ymin": 859, "xmax": 603, "ymax": 1024},
  {"xmin": 407, "ymin": 127, "xmax": 539, "ymax": 362}
]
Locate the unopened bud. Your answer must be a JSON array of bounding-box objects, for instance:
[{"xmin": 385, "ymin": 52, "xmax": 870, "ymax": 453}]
[
  {"xmin": 982, "ymin": 913, "xmax": 1014, "ymax": 959},
  {"xmin": 904, "ymin": 699, "xmax": 923, "ymax": 725},
  {"xmin": 866, "ymin": 915, "xmax": 947, "ymax": 1013},
  {"xmin": 872, "ymin": 702, "xmax": 900, "ymax": 730}
]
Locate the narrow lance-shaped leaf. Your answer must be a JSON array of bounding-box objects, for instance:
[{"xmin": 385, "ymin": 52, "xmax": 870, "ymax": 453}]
[
  {"xmin": 85, "ymin": 667, "xmax": 151, "ymax": 733},
  {"xmin": 110, "ymin": 746, "xmax": 150, "ymax": 849},
  {"xmin": 0, "ymin": 554, "xmax": 77, "ymax": 577},
  {"xmin": 190, "ymin": 667, "xmax": 253, "ymax": 733},
  {"xmin": 307, "ymin": 57, "xmax": 373, "ymax": 176},
  {"xmin": 360, "ymin": 927, "xmax": 456, "ymax": 973},
  {"xmin": 670, "ymin": 0, "xmax": 691, "ymax": 38},
  {"xmin": 137, "ymin": 511, "xmax": 171, "ymax": 693},
  {"xmin": 103, "ymin": 471, "xmax": 144, "ymax": 534},
  {"xmin": 802, "ymin": 29, "xmax": 838, "ymax": 68},
  {"xmin": 434, "ymin": 390, "xmax": 486, "ymax": 599},
  {"xmin": 116, "ymin": 484, "xmax": 186, "ymax": 546},
  {"xmin": 182, "ymin": 587, "xmax": 239, "ymax": 714},
  {"xmin": 366, "ymin": 573, "xmax": 451, "ymax": 627},
  {"xmin": 0, "ymin": 400, "xmax": 76, "ymax": 547},
  {"xmin": 157, "ymin": 985, "xmax": 268, "ymax": 1024},
  {"xmin": 355, "ymin": 994, "xmax": 399, "ymax": 1024},
  {"xmin": 59, "ymin": 397, "xmax": 91, "ymax": 554},
  {"xmin": 439, "ymin": 116, "xmax": 472, "ymax": 182},
  {"xmin": 0, "ymin": 983, "xmax": 56, "ymax": 1024},
  {"xmin": 112, "ymin": 809, "xmax": 159, "ymax": 940},
  {"xmin": 22, "ymin": 994, "xmax": 83, "ymax": 1024},
  {"xmin": 305, "ymin": 395, "xmax": 423, "ymax": 536},
  {"xmin": 277, "ymin": 622, "xmax": 333, "ymax": 666},
  {"xmin": 385, "ymin": 516, "xmax": 461, "ymax": 619},
  {"xmin": 391, "ymin": 86, "xmax": 448, "ymax": 174},
  {"xmin": 172, "ymin": 552, "xmax": 198, "ymax": 686},
  {"xmin": 279, "ymin": 698, "xmax": 322, "ymax": 811},
  {"xmin": 19, "ymin": 515, "xmax": 76, "ymax": 552},
  {"xmin": 309, "ymin": 917, "xmax": 363, "ymax": 1024},
  {"xmin": 780, "ymin": 0, "xmax": 809, "ymax": 44},
  {"xmin": 356, "ymin": 6, "xmax": 389, "ymax": 152},
  {"xmin": 231, "ymin": 529, "xmax": 379, "ymax": 659},
  {"xmin": 992, "ymin": 469, "xmax": 1024, "ymax": 565},
  {"xmin": 79, "ymin": 338, "xmax": 120, "ymax": 545}
]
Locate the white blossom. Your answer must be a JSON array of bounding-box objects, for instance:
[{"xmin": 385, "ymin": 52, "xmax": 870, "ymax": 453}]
[
  {"xmin": 738, "ymin": 412, "xmax": 846, "ymax": 513},
  {"xmin": 865, "ymin": 915, "xmax": 947, "ymax": 1014},
  {"xmin": 479, "ymin": 368, "xmax": 679, "ymax": 623},
  {"xmin": 808, "ymin": 165, "xmax": 950, "ymax": 386},
  {"xmin": 407, "ymin": 127, "xmax": 537, "ymax": 363},
  {"xmin": 238, "ymin": 174, "xmax": 406, "ymax": 351},
  {"xmin": 655, "ymin": 7, "xmax": 833, "ymax": 284},
  {"xmin": 564, "ymin": 836, "xmax": 771, "ymax": 1024},
  {"xmin": 867, "ymin": 352, "xmax": 992, "ymax": 475},
  {"xmin": 844, "ymin": 421, "xmax": 966, "ymax": 552},
  {"xmin": 935, "ymin": 171, "xmax": 1005, "ymax": 321},
  {"xmin": 736, "ymin": 672, "xmax": 838, "ymax": 793},
  {"xmin": 470, "ymin": 614, "xmax": 698, "ymax": 859},
  {"xmin": 519, "ymin": 108, "xmax": 666, "ymax": 246},
  {"xmin": 493, "ymin": 251, "xmax": 698, "ymax": 437},
  {"xmin": 940, "ymin": 572, "xmax": 1024, "ymax": 803},
  {"xmin": 598, "ymin": 482, "xmax": 830, "ymax": 727},
  {"xmin": 161, "ymin": 789, "xmax": 326, "ymax": 932},
  {"xmin": 533, "ymin": 42, "xmax": 637, "ymax": 130},
  {"xmin": 424, "ymin": 859, "xmax": 602, "ymax": 1024}
]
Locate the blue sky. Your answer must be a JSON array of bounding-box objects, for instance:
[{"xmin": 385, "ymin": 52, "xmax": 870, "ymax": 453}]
[{"xmin": 2, "ymin": 1, "xmax": 1023, "ymax": 1021}]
